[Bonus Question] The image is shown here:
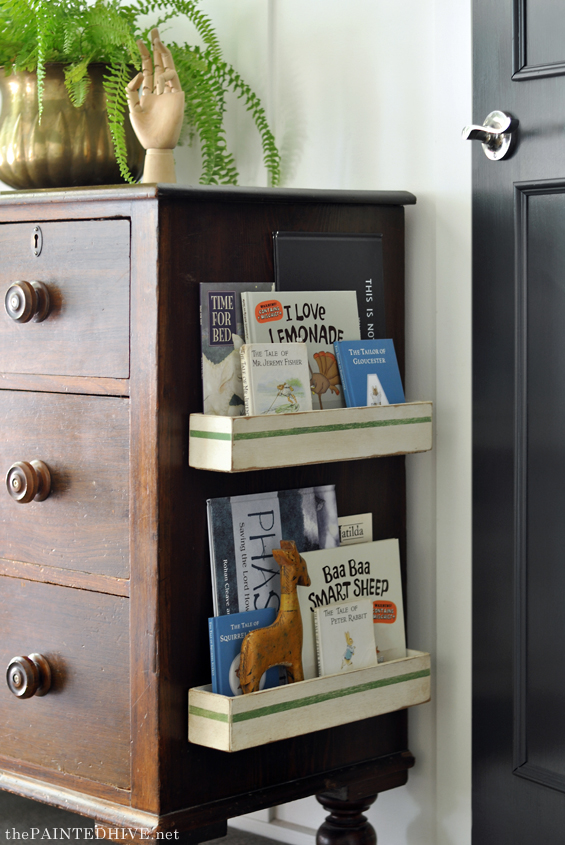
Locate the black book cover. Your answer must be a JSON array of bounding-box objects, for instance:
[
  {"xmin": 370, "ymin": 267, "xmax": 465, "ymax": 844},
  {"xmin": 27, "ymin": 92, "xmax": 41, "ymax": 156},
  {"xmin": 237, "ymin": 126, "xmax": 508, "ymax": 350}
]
[{"xmin": 273, "ymin": 231, "xmax": 386, "ymax": 340}]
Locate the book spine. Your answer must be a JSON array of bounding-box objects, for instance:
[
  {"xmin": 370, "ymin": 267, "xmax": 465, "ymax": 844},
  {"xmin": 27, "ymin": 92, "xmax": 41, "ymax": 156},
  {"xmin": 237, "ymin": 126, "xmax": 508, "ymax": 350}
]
[
  {"xmin": 206, "ymin": 501, "xmax": 220, "ymax": 616},
  {"xmin": 313, "ymin": 608, "xmax": 323, "ymax": 677},
  {"xmin": 334, "ymin": 343, "xmax": 352, "ymax": 408},
  {"xmin": 239, "ymin": 345, "xmax": 253, "ymax": 416},
  {"xmin": 208, "ymin": 618, "xmax": 218, "ymax": 694},
  {"xmin": 241, "ymin": 292, "xmax": 252, "ymax": 343}
]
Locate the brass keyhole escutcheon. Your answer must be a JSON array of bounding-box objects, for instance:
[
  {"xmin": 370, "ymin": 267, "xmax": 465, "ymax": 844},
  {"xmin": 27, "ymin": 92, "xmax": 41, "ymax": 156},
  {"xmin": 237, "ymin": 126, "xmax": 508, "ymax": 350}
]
[{"xmin": 32, "ymin": 225, "xmax": 43, "ymax": 257}]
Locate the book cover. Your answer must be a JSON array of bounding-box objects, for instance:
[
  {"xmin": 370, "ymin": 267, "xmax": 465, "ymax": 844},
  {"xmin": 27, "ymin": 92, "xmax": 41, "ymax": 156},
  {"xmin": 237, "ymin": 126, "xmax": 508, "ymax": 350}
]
[
  {"xmin": 207, "ymin": 485, "xmax": 340, "ymax": 617},
  {"xmin": 208, "ymin": 608, "xmax": 280, "ymax": 695},
  {"xmin": 333, "ymin": 339, "xmax": 405, "ymax": 407},
  {"xmin": 314, "ymin": 598, "xmax": 378, "ymax": 676},
  {"xmin": 338, "ymin": 513, "xmax": 373, "ymax": 546},
  {"xmin": 200, "ymin": 282, "xmax": 274, "ymax": 416},
  {"xmin": 240, "ymin": 342, "xmax": 313, "ymax": 416},
  {"xmin": 273, "ymin": 232, "xmax": 386, "ymax": 341},
  {"xmin": 241, "ymin": 290, "xmax": 360, "ymax": 411},
  {"xmin": 297, "ymin": 538, "xmax": 406, "ymax": 679}
]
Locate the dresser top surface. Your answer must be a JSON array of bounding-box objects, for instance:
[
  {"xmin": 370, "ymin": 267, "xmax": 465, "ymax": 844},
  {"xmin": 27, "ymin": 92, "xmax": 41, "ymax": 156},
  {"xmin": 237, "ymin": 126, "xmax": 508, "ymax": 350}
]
[{"xmin": 0, "ymin": 183, "xmax": 417, "ymax": 208}]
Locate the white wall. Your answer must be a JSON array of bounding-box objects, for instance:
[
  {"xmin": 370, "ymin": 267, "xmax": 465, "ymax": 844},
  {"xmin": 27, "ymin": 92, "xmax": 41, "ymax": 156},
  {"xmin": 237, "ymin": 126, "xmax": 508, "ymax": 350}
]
[{"xmin": 0, "ymin": 3, "xmax": 472, "ymax": 841}]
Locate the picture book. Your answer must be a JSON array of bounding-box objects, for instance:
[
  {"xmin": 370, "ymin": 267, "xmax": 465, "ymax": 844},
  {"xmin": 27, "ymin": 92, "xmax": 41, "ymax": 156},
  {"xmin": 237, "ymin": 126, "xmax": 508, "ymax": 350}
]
[
  {"xmin": 208, "ymin": 608, "xmax": 280, "ymax": 695},
  {"xmin": 240, "ymin": 290, "xmax": 361, "ymax": 411},
  {"xmin": 200, "ymin": 282, "xmax": 273, "ymax": 416},
  {"xmin": 273, "ymin": 231, "xmax": 386, "ymax": 341},
  {"xmin": 240, "ymin": 342, "xmax": 313, "ymax": 416},
  {"xmin": 297, "ymin": 538, "xmax": 406, "ymax": 679},
  {"xmin": 333, "ymin": 339, "xmax": 405, "ymax": 407},
  {"xmin": 207, "ymin": 485, "xmax": 340, "ymax": 617},
  {"xmin": 314, "ymin": 598, "xmax": 378, "ymax": 676},
  {"xmin": 338, "ymin": 513, "xmax": 373, "ymax": 546}
]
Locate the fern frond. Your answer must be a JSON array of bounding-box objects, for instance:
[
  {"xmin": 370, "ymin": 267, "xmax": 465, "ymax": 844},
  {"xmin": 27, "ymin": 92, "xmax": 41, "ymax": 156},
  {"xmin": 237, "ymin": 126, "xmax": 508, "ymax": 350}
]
[
  {"xmin": 35, "ymin": 1, "xmax": 53, "ymax": 121},
  {"xmin": 103, "ymin": 61, "xmax": 136, "ymax": 184},
  {"xmin": 171, "ymin": 43, "xmax": 238, "ymax": 184},
  {"xmin": 64, "ymin": 56, "xmax": 92, "ymax": 107},
  {"xmin": 192, "ymin": 46, "xmax": 281, "ymax": 187},
  {"xmin": 126, "ymin": 0, "xmax": 222, "ymax": 59}
]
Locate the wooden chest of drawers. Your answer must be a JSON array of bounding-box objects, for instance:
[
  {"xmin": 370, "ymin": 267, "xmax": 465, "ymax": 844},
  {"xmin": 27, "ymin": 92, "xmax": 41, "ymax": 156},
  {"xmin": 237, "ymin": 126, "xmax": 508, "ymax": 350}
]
[{"xmin": 0, "ymin": 185, "xmax": 416, "ymax": 839}]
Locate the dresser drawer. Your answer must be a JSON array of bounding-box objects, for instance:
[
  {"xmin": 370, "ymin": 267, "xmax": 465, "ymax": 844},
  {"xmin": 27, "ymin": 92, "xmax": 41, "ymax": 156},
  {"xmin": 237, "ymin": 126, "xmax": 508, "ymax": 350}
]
[
  {"xmin": 0, "ymin": 219, "xmax": 130, "ymax": 378},
  {"xmin": 0, "ymin": 576, "xmax": 130, "ymax": 789},
  {"xmin": 0, "ymin": 391, "xmax": 129, "ymax": 578}
]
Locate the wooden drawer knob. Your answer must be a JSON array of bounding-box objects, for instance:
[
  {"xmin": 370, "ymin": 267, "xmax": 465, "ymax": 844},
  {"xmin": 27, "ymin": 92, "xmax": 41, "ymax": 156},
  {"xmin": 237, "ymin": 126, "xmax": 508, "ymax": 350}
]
[
  {"xmin": 6, "ymin": 653, "xmax": 52, "ymax": 698},
  {"xmin": 5, "ymin": 280, "xmax": 50, "ymax": 323},
  {"xmin": 6, "ymin": 460, "xmax": 52, "ymax": 503}
]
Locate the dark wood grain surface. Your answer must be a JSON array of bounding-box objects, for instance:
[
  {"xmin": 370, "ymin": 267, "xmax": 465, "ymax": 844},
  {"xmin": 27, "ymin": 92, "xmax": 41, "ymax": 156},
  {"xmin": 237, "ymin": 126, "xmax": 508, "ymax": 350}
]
[
  {"xmin": 0, "ymin": 391, "xmax": 129, "ymax": 578},
  {"xmin": 0, "ymin": 576, "xmax": 130, "ymax": 788},
  {"xmin": 0, "ymin": 219, "xmax": 130, "ymax": 378},
  {"xmin": 151, "ymin": 195, "xmax": 408, "ymax": 814}
]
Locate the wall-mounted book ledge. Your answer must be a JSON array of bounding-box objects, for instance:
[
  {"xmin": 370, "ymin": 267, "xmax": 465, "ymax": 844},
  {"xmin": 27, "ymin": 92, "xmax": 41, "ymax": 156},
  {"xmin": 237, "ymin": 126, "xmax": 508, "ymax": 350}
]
[
  {"xmin": 189, "ymin": 401, "xmax": 433, "ymax": 473},
  {"xmin": 188, "ymin": 649, "xmax": 430, "ymax": 752}
]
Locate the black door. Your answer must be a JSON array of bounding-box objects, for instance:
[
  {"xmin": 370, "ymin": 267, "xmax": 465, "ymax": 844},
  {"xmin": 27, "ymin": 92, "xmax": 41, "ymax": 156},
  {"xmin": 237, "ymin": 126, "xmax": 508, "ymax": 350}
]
[{"xmin": 473, "ymin": 1, "xmax": 565, "ymax": 841}]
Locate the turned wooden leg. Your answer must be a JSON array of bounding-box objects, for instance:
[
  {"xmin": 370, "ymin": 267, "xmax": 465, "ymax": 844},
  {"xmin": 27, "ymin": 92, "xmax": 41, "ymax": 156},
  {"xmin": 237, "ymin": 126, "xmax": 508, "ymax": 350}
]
[{"xmin": 316, "ymin": 793, "xmax": 378, "ymax": 845}]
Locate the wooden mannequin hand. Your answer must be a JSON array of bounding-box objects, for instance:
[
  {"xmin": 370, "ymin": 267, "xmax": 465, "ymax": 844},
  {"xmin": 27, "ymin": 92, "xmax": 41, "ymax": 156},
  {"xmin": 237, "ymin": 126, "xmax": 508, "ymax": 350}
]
[{"xmin": 126, "ymin": 28, "xmax": 185, "ymax": 152}]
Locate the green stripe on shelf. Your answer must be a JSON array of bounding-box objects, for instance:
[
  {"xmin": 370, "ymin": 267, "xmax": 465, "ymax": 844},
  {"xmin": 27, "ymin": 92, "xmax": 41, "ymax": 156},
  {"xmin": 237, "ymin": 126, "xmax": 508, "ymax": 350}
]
[
  {"xmin": 190, "ymin": 416, "xmax": 432, "ymax": 442},
  {"xmin": 191, "ymin": 668, "xmax": 430, "ymax": 725},
  {"xmin": 190, "ymin": 429, "xmax": 232, "ymax": 441},
  {"xmin": 189, "ymin": 705, "xmax": 229, "ymax": 723}
]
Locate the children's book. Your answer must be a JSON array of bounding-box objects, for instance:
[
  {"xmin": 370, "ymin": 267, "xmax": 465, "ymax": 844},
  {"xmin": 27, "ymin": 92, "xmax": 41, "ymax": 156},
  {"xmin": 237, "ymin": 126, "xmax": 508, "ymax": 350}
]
[
  {"xmin": 200, "ymin": 282, "xmax": 273, "ymax": 416},
  {"xmin": 338, "ymin": 513, "xmax": 373, "ymax": 546},
  {"xmin": 240, "ymin": 342, "xmax": 313, "ymax": 416},
  {"xmin": 241, "ymin": 290, "xmax": 361, "ymax": 411},
  {"xmin": 208, "ymin": 608, "xmax": 280, "ymax": 695},
  {"xmin": 207, "ymin": 485, "xmax": 340, "ymax": 617},
  {"xmin": 314, "ymin": 598, "xmax": 378, "ymax": 676},
  {"xmin": 333, "ymin": 339, "xmax": 405, "ymax": 407},
  {"xmin": 297, "ymin": 538, "xmax": 406, "ymax": 679},
  {"xmin": 273, "ymin": 232, "xmax": 386, "ymax": 341}
]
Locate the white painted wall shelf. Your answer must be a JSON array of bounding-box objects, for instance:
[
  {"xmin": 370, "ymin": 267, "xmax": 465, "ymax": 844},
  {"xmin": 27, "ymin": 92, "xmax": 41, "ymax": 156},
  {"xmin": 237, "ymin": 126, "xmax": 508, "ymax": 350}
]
[
  {"xmin": 188, "ymin": 401, "xmax": 433, "ymax": 473},
  {"xmin": 188, "ymin": 649, "xmax": 431, "ymax": 752}
]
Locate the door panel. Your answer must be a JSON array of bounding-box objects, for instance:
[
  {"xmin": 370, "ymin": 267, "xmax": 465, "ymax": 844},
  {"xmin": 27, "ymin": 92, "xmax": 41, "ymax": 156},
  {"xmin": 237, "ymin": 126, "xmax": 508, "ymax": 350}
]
[
  {"xmin": 474, "ymin": 0, "xmax": 565, "ymax": 840},
  {"xmin": 516, "ymin": 183, "xmax": 565, "ymax": 790},
  {"xmin": 519, "ymin": 1, "xmax": 565, "ymax": 70}
]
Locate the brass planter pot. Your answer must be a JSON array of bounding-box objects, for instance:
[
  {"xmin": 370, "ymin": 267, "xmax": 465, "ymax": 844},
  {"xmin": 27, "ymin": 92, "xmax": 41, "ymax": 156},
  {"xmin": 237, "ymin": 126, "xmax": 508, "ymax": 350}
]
[{"xmin": 0, "ymin": 64, "xmax": 144, "ymax": 190}]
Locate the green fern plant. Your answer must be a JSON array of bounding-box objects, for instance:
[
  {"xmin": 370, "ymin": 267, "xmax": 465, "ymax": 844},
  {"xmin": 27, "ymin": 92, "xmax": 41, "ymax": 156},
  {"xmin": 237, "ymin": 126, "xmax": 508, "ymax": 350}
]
[{"xmin": 0, "ymin": 0, "xmax": 281, "ymax": 186}]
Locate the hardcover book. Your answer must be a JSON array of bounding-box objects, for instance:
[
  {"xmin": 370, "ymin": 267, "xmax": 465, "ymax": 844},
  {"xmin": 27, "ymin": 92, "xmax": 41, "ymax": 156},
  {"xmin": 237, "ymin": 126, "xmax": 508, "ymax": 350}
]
[
  {"xmin": 241, "ymin": 290, "xmax": 361, "ymax": 411},
  {"xmin": 273, "ymin": 231, "xmax": 386, "ymax": 341},
  {"xmin": 207, "ymin": 485, "xmax": 340, "ymax": 617},
  {"xmin": 208, "ymin": 608, "xmax": 280, "ymax": 695},
  {"xmin": 333, "ymin": 339, "xmax": 405, "ymax": 407},
  {"xmin": 240, "ymin": 342, "xmax": 313, "ymax": 416},
  {"xmin": 314, "ymin": 598, "xmax": 378, "ymax": 676},
  {"xmin": 200, "ymin": 282, "xmax": 274, "ymax": 416},
  {"xmin": 297, "ymin": 538, "xmax": 406, "ymax": 679}
]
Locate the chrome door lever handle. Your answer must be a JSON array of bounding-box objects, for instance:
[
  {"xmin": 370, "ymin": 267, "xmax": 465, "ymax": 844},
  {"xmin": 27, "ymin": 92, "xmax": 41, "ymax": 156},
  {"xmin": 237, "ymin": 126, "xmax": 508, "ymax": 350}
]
[{"xmin": 462, "ymin": 110, "xmax": 518, "ymax": 160}]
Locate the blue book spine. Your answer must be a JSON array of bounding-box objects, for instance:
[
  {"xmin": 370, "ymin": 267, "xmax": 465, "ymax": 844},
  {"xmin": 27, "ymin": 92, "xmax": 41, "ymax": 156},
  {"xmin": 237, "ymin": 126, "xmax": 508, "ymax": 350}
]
[
  {"xmin": 208, "ymin": 618, "xmax": 218, "ymax": 694},
  {"xmin": 209, "ymin": 608, "xmax": 280, "ymax": 696}
]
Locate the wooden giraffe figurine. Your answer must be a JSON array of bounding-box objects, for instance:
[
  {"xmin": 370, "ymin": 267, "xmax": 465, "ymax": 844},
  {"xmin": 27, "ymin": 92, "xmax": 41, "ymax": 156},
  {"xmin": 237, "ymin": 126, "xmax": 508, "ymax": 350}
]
[{"xmin": 239, "ymin": 540, "xmax": 311, "ymax": 694}]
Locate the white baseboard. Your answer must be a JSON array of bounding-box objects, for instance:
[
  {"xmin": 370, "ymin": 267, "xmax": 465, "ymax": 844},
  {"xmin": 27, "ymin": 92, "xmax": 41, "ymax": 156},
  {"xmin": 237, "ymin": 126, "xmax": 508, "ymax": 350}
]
[{"xmin": 228, "ymin": 816, "xmax": 316, "ymax": 845}]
